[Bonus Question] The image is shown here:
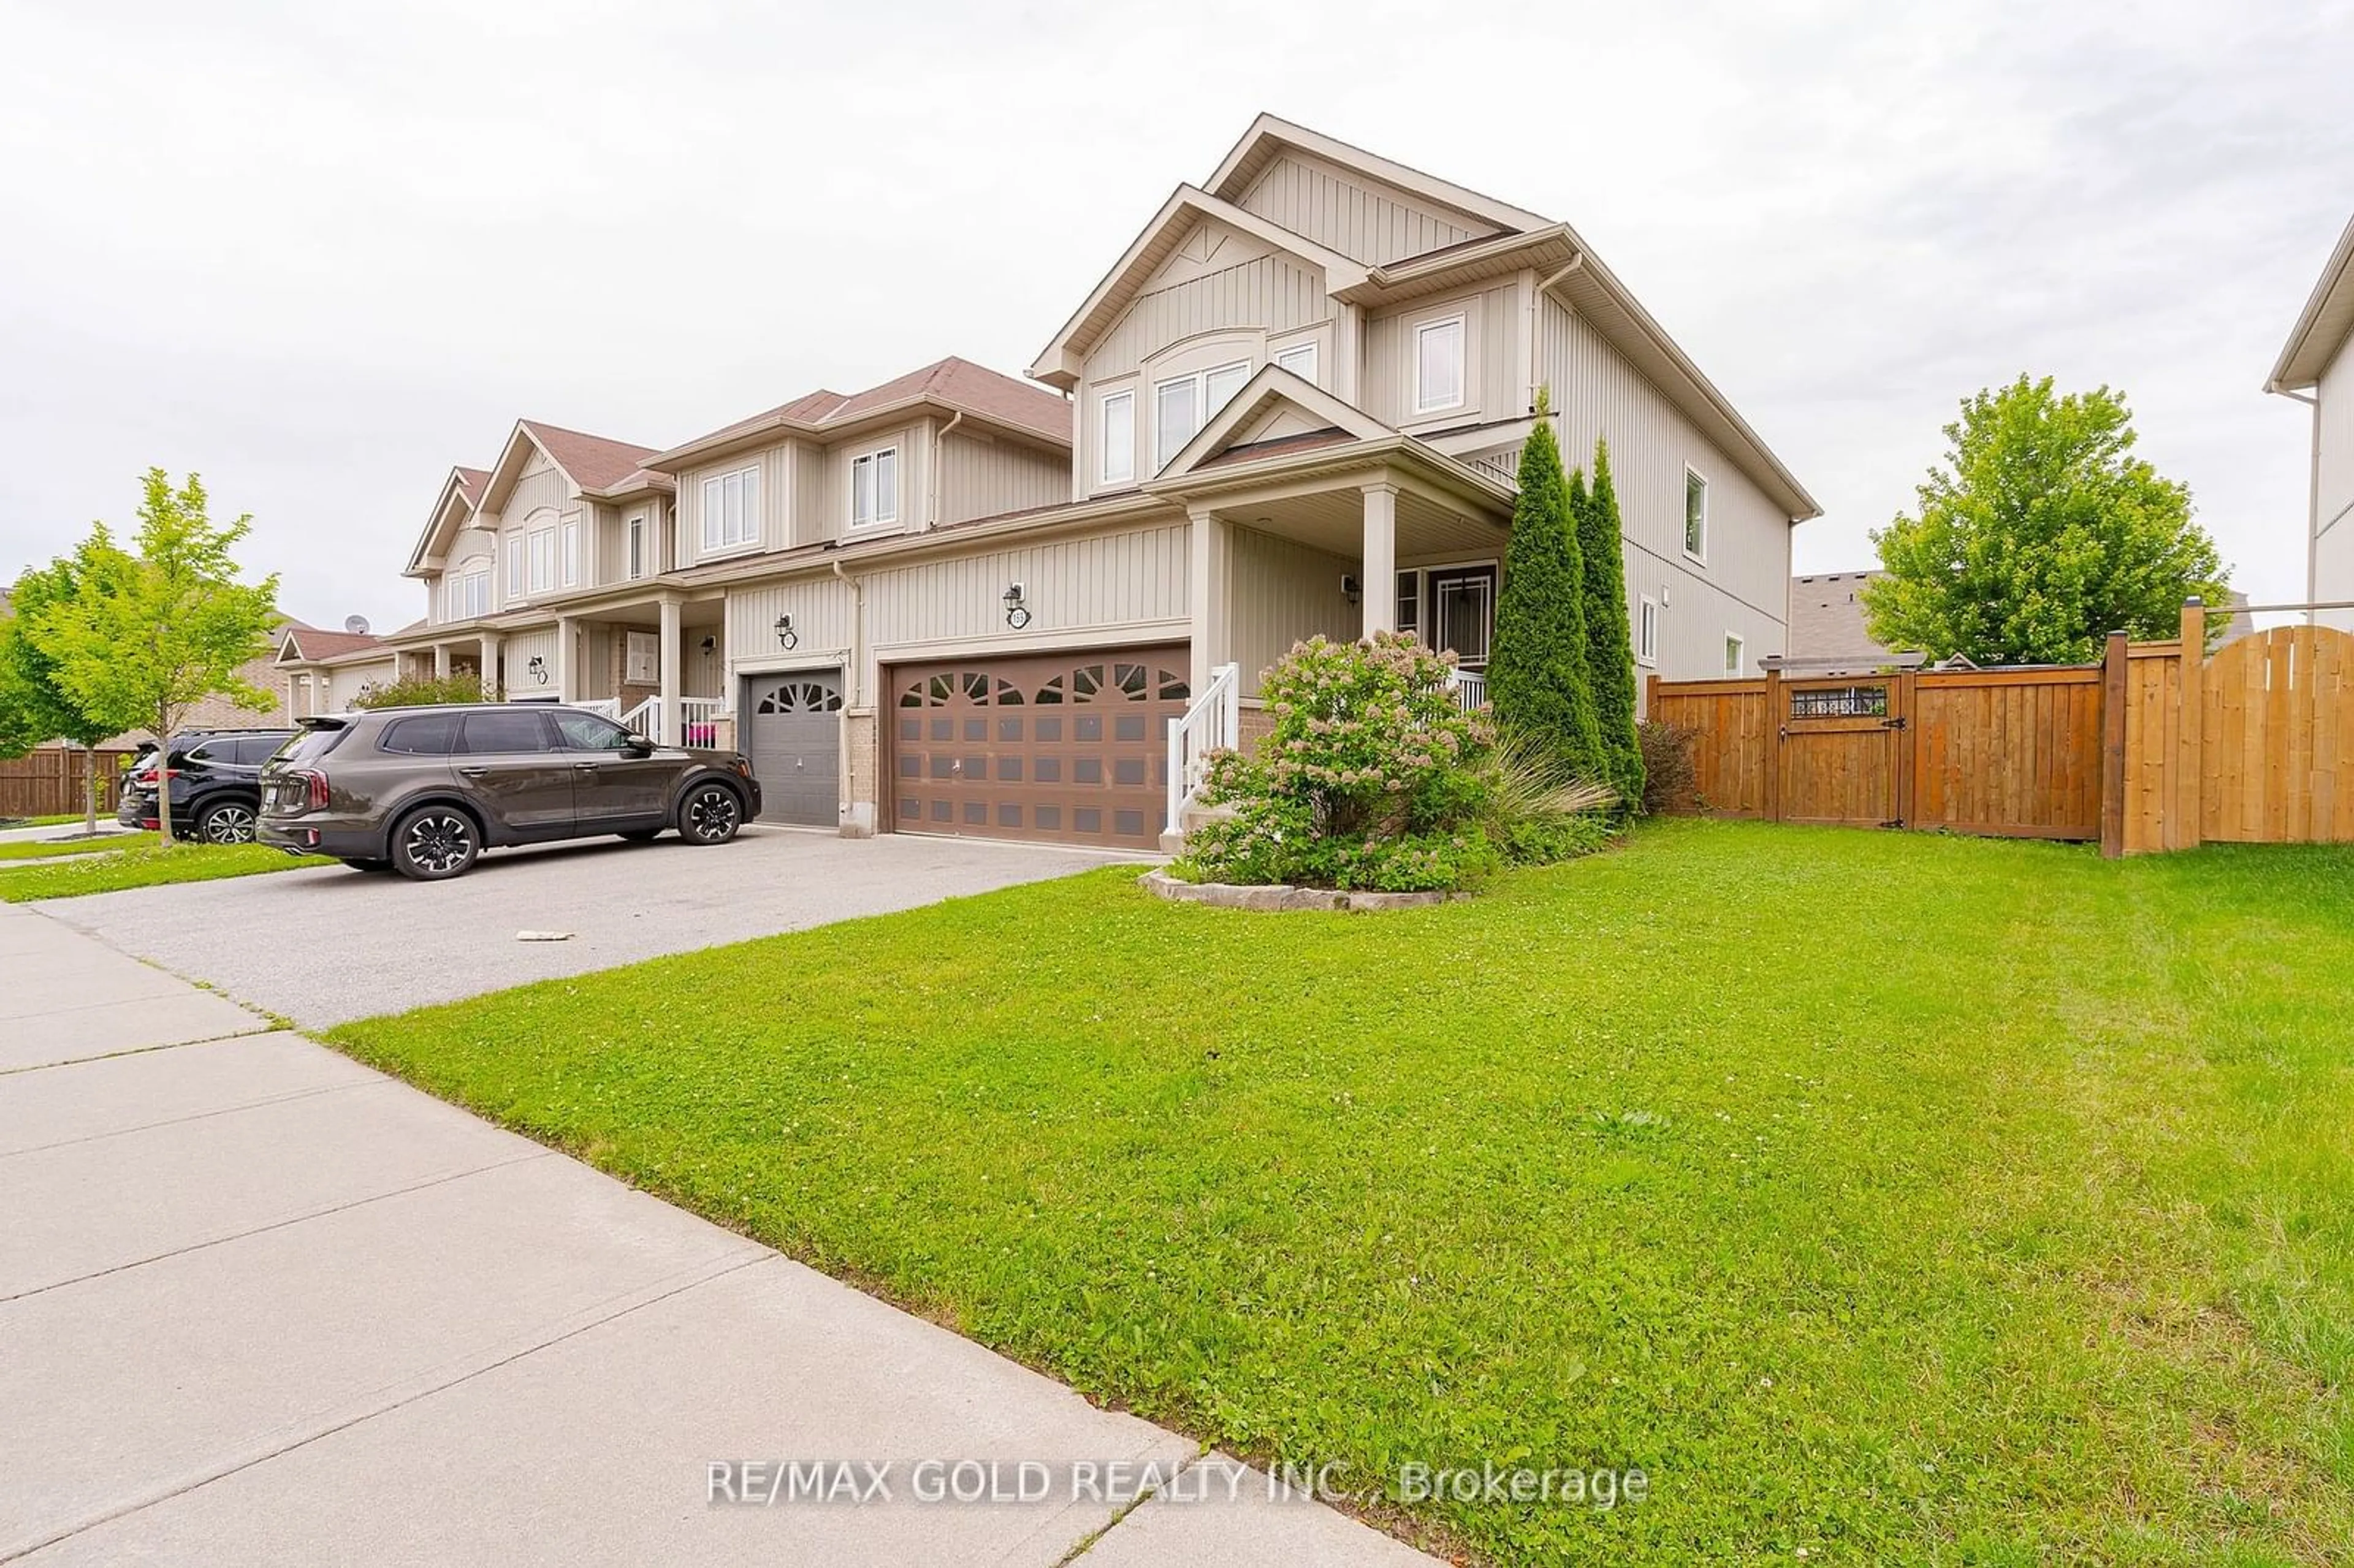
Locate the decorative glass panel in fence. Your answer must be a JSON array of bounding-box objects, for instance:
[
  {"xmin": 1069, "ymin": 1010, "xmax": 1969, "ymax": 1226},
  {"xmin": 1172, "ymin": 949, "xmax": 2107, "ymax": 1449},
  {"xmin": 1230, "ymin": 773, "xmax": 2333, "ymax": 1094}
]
[{"xmin": 1788, "ymin": 684, "xmax": 1890, "ymax": 719}]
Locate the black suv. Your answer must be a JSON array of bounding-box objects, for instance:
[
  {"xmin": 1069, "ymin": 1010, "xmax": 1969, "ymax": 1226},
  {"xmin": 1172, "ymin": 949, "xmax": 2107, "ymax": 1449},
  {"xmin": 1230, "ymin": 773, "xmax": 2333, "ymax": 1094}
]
[
  {"xmin": 118, "ymin": 728, "xmax": 297, "ymax": 842},
  {"xmin": 257, "ymin": 704, "xmax": 761, "ymax": 880}
]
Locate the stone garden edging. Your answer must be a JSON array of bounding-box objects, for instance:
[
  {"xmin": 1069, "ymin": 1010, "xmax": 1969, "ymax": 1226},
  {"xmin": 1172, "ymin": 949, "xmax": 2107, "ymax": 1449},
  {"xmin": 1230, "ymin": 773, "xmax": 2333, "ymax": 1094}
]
[{"xmin": 1137, "ymin": 867, "xmax": 1466, "ymax": 911}]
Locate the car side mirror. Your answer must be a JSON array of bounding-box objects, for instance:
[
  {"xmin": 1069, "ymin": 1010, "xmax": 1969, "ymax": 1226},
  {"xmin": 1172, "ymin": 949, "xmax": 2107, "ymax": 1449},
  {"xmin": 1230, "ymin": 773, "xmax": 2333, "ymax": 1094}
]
[{"xmin": 621, "ymin": 736, "xmax": 655, "ymax": 758}]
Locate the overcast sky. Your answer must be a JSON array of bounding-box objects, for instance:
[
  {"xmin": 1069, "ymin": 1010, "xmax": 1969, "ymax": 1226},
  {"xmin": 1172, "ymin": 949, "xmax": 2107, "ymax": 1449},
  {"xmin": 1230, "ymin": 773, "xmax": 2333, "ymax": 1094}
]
[{"xmin": 2, "ymin": 0, "xmax": 2348, "ymax": 633}]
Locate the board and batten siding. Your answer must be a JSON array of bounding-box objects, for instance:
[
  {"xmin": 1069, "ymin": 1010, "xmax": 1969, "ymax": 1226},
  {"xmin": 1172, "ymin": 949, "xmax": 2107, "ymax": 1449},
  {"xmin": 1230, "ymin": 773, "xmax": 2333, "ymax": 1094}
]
[
  {"xmin": 1235, "ymin": 151, "xmax": 1498, "ymax": 265},
  {"xmin": 820, "ymin": 423, "xmax": 931, "ymax": 542},
  {"xmin": 1086, "ymin": 255, "xmax": 1327, "ymax": 386},
  {"xmin": 1225, "ymin": 525, "xmax": 1359, "ymax": 696},
  {"xmin": 499, "ymin": 627, "xmax": 558, "ymax": 696},
  {"xmin": 673, "ymin": 440, "xmax": 793, "ymax": 568},
  {"xmin": 430, "ymin": 526, "xmax": 500, "ymax": 625},
  {"xmin": 864, "ymin": 523, "xmax": 1188, "ymax": 653},
  {"xmin": 726, "ymin": 575, "xmax": 858, "ymax": 675},
  {"xmin": 1362, "ymin": 283, "xmax": 1518, "ymax": 432},
  {"xmin": 940, "ymin": 431, "xmax": 1067, "ymax": 526},
  {"xmin": 1536, "ymin": 296, "xmax": 1791, "ymax": 679}
]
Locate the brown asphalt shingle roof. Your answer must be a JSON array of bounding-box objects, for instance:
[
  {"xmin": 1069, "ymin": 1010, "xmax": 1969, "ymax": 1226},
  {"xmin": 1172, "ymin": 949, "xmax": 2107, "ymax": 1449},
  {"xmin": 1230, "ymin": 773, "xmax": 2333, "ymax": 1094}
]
[
  {"xmin": 453, "ymin": 466, "xmax": 490, "ymax": 508},
  {"xmin": 652, "ymin": 357, "xmax": 1072, "ymax": 468},
  {"xmin": 282, "ymin": 628, "xmax": 385, "ymax": 661},
  {"xmin": 519, "ymin": 422, "xmax": 660, "ymax": 492}
]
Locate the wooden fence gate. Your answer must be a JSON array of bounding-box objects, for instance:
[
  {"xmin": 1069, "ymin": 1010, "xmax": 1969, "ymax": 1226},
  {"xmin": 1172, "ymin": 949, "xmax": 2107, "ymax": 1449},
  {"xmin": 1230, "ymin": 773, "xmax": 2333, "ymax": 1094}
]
[{"xmin": 1654, "ymin": 601, "xmax": 2354, "ymax": 855}]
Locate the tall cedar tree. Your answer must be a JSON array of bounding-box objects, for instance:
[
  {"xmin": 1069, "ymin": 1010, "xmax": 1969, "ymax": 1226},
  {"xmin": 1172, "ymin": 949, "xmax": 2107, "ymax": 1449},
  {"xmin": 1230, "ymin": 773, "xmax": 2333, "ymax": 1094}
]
[
  {"xmin": 1487, "ymin": 403, "xmax": 1606, "ymax": 783},
  {"xmin": 1575, "ymin": 443, "xmax": 1645, "ymax": 812}
]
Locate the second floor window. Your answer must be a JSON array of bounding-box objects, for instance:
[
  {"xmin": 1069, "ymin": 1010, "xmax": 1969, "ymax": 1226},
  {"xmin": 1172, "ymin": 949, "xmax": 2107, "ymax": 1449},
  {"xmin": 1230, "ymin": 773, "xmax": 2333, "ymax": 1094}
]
[
  {"xmin": 702, "ymin": 467, "xmax": 760, "ymax": 553},
  {"xmin": 527, "ymin": 525, "xmax": 557, "ymax": 595},
  {"xmin": 561, "ymin": 520, "xmax": 579, "ymax": 587},
  {"xmin": 625, "ymin": 515, "xmax": 647, "ymax": 579},
  {"xmin": 1638, "ymin": 598, "xmax": 1659, "ymax": 666},
  {"xmin": 1155, "ymin": 361, "xmax": 1249, "ymax": 470},
  {"xmin": 1414, "ymin": 316, "xmax": 1465, "ymax": 415},
  {"xmin": 448, "ymin": 569, "xmax": 487, "ymax": 620},
  {"xmin": 1684, "ymin": 469, "xmax": 1708, "ymax": 560},
  {"xmin": 850, "ymin": 447, "xmax": 898, "ymax": 528},
  {"xmin": 1100, "ymin": 391, "xmax": 1135, "ymax": 485},
  {"xmin": 1276, "ymin": 342, "xmax": 1318, "ymax": 385}
]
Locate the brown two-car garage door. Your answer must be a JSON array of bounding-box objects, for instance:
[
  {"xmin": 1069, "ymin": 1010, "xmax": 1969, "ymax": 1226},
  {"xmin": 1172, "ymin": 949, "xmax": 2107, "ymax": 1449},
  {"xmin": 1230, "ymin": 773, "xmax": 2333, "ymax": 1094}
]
[{"xmin": 886, "ymin": 645, "xmax": 1190, "ymax": 848}]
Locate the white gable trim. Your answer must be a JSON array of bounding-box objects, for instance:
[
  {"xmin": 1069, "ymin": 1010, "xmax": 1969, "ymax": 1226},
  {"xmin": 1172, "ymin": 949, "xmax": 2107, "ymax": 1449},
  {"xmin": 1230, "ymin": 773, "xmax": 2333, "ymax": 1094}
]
[
  {"xmin": 1154, "ymin": 364, "xmax": 1393, "ymax": 481},
  {"xmin": 1204, "ymin": 115, "xmax": 1548, "ymax": 237}
]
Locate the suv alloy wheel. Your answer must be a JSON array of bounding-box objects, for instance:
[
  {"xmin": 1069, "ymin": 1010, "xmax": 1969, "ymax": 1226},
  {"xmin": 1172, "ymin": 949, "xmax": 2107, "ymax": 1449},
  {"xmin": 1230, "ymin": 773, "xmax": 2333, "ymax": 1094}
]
[
  {"xmin": 197, "ymin": 800, "xmax": 259, "ymax": 844},
  {"xmin": 679, "ymin": 783, "xmax": 744, "ymax": 845},
  {"xmin": 392, "ymin": 805, "xmax": 481, "ymax": 881}
]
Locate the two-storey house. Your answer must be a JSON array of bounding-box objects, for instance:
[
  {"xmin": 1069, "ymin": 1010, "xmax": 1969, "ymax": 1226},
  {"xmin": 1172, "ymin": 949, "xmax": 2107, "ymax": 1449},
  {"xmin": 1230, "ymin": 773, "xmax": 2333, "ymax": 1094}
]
[
  {"xmin": 2269, "ymin": 212, "xmax": 2354, "ymax": 629},
  {"xmin": 392, "ymin": 115, "xmax": 1817, "ymax": 853}
]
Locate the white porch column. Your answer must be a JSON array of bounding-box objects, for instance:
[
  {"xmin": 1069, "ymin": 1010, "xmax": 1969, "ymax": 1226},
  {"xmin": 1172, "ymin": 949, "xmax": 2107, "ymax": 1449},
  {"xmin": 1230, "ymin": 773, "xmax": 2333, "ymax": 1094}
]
[
  {"xmin": 481, "ymin": 634, "xmax": 503, "ymax": 696},
  {"xmin": 658, "ymin": 596, "xmax": 683, "ymax": 745},
  {"xmin": 555, "ymin": 615, "xmax": 576, "ymax": 702},
  {"xmin": 1361, "ymin": 481, "xmax": 1400, "ymax": 639},
  {"xmin": 1187, "ymin": 506, "xmax": 1230, "ymax": 694},
  {"xmin": 433, "ymin": 643, "xmax": 451, "ymax": 680}
]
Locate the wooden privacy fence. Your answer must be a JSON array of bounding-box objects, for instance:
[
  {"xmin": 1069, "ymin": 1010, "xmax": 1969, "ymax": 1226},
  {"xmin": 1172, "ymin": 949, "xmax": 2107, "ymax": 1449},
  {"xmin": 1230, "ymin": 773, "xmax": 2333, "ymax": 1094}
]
[
  {"xmin": 0, "ymin": 748, "xmax": 139, "ymax": 820},
  {"xmin": 1648, "ymin": 601, "xmax": 2354, "ymax": 857}
]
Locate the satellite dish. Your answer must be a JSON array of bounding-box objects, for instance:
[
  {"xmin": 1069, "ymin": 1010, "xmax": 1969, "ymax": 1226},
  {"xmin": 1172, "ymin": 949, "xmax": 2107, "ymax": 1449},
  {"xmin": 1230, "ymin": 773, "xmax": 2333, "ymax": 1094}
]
[{"xmin": 345, "ymin": 614, "xmax": 371, "ymax": 635}]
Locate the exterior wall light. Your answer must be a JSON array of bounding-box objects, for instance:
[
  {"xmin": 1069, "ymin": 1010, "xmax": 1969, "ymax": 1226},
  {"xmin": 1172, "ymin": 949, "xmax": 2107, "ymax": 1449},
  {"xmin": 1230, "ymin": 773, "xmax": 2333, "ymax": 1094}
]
[
  {"xmin": 1004, "ymin": 582, "xmax": 1031, "ymax": 630},
  {"xmin": 774, "ymin": 614, "xmax": 798, "ymax": 650},
  {"xmin": 1340, "ymin": 573, "xmax": 1362, "ymax": 606},
  {"xmin": 525, "ymin": 654, "xmax": 549, "ymax": 685}
]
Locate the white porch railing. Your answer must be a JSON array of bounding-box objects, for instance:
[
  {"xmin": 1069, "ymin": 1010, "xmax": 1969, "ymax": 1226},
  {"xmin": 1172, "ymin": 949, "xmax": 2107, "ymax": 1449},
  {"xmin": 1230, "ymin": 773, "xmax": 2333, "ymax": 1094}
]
[
  {"xmin": 1449, "ymin": 667, "xmax": 1488, "ymax": 712},
  {"xmin": 573, "ymin": 698, "xmax": 621, "ymax": 721},
  {"xmin": 1165, "ymin": 663, "xmax": 1241, "ymax": 837},
  {"xmin": 616, "ymin": 695, "xmax": 725, "ymax": 747}
]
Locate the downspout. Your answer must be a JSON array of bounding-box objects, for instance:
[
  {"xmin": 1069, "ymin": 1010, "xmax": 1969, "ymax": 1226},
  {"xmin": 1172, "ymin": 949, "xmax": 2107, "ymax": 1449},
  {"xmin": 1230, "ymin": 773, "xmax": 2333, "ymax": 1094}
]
[
  {"xmin": 1529, "ymin": 253, "xmax": 1585, "ymax": 414},
  {"xmin": 929, "ymin": 410, "xmax": 964, "ymax": 530},
  {"xmin": 831, "ymin": 558, "xmax": 869, "ymax": 835}
]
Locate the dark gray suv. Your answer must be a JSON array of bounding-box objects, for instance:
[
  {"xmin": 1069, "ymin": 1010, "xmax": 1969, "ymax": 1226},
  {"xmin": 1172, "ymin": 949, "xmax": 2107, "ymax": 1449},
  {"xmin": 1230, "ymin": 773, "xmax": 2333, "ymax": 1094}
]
[{"xmin": 257, "ymin": 704, "xmax": 763, "ymax": 880}]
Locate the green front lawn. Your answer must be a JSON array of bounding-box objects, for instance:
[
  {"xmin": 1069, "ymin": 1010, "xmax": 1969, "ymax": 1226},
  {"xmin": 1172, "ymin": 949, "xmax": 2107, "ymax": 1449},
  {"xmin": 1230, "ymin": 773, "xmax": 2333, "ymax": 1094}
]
[
  {"xmin": 0, "ymin": 831, "xmax": 158, "ymax": 862},
  {"xmin": 327, "ymin": 821, "xmax": 2353, "ymax": 1564},
  {"xmin": 0, "ymin": 842, "xmax": 333, "ymax": 901}
]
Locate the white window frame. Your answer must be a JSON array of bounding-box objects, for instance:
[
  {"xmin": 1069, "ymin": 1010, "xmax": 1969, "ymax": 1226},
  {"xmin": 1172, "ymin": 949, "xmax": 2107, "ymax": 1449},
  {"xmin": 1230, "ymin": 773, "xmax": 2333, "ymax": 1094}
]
[
  {"xmin": 849, "ymin": 446, "xmax": 900, "ymax": 528},
  {"xmin": 1638, "ymin": 596, "xmax": 1659, "ymax": 668},
  {"xmin": 1098, "ymin": 390, "xmax": 1135, "ymax": 486},
  {"xmin": 527, "ymin": 525, "xmax": 557, "ymax": 595},
  {"xmin": 505, "ymin": 533, "xmax": 525, "ymax": 601},
  {"xmin": 625, "ymin": 514, "xmax": 647, "ymax": 580},
  {"xmin": 462, "ymin": 569, "xmax": 488, "ymax": 620},
  {"xmin": 1683, "ymin": 466, "xmax": 1710, "ymax": 564},
  {"xmin": 1413, "ymin": 314, "xmax": 1466, "ymax": 416},
  {"xmin": 1153, "ymin": 360, "xmax": 1249, "ymax": 470},
  {"xmin": 1724, "ymin": 631, "xmax": 1745, "ymax": 676},
  {"xmin": 560, "ymin": 519, "xmax": 579, "ymax": 587},
  {"xmin": 1274, "ymin": 341, "xmax": 1318, "ymax": 385},
  {"xmin": 699, "ymin": 466, "xmax": 760, "ymax": 556}
]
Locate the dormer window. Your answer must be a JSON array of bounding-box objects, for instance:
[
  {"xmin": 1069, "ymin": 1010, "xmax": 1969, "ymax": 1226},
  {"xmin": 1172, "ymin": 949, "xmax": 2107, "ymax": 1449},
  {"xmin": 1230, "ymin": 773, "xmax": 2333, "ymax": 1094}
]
[
  {"xmin": 850, "ymin": 447, "xmax": 899, "ymax": 528},
  {"xmin": 1154, "ymin": 361, "xmax": 1249, "ymax": 470}
]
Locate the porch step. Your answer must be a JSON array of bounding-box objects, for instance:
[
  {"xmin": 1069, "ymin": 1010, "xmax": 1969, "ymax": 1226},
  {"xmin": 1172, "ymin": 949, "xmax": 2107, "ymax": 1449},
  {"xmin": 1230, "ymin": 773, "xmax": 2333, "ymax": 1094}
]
[{"xmin": 1159, "ymin": 799, "xmax": 1239, "ymax": 856}]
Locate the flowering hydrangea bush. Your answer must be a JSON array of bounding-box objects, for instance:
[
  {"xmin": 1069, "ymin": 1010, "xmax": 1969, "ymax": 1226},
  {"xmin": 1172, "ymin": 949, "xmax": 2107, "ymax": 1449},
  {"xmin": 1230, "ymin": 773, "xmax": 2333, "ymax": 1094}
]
[{"xmin": 1184, "ymin": 633, "xmax": 1504, "ymax": 892}]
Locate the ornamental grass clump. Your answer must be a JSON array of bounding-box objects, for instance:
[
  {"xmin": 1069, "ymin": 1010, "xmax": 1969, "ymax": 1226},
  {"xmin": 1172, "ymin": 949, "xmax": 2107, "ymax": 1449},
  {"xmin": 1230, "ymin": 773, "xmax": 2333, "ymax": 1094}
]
[{"xmin": 1184, "ymin": 633, "xmax": 1612, "ymax": 894}]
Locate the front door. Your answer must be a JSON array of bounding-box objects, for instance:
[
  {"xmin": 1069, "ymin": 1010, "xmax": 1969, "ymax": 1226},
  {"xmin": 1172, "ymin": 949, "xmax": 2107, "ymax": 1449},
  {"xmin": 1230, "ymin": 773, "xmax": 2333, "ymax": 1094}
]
[
  {"xmin": 1428, "ymin": 566, "xmax": 1497, "ymax": 667},
  {"xmin": 551, "ymin": 708, "xmax": 673, "ymax": 828},
  {"xmin": 453, "ymin": 708, "xmax": 575, "ymax": 839}
]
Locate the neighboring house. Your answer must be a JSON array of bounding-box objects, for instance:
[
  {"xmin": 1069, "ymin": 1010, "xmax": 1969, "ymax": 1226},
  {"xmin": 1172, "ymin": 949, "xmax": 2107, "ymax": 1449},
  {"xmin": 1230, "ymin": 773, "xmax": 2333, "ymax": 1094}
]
[
  {"xmin": 1783, "ymin": 571, "xmax": 1905, "ymax": 674},
  {"xmin": 2268, "ymin": 212, "xmax": 2354, "ymax": 629},
  {"xmin": 275, "ymin": 625, "xmax": 395, "ymax": 715},
  {"xmin": 389, "ymin": 115, "xmax": 1818, "ymax": 850}
]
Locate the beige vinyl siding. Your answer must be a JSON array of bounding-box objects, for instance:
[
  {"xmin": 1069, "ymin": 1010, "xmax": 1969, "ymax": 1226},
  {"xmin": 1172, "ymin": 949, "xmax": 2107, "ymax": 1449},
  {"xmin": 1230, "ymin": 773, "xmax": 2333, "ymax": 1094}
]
[
  {"xmin": 940, "ymin": 430, "xmax": 1067, "ymax": 526},
  {"xmin": 1225, "ymin": 525, "xmax": 1359, "ymax": 696},
  {"xmin": 1537, "ymin": 296, "xmax": 1790, "ymax": 674},
  {"xmin": 498, "ymin": 628, "xmax": 558, "ymax": 696},
  {"xmin": 864, "ymin": 522, "xmax": 1188, "ymax": 652},
  {"xmin": 576, "ymin": 624, "xmax": 618, "ymax": 701},
  {"xmin": 1362, "ymin": 283, "xmax": 1518, "ymax": 430},
  {"xmin": 674, "ymin": 441, "xmax": 791, "ymax": 567},
  {"xmin": 2315, "ymin": 346, "xmax": 2354, "ymax": 612},
  {"xmin": 432, "ymin": 528, "xmax": 499, "ymax": 625},
  {"xmin": 1235, "ymin": 151, "xmax": 1497, "ymax": 264},
  {"xmin": 823, "ymin": 424, "xmax": 929, "ymax": 541},
  {"xmin": 726, "ymin": 575, "xmax": 858, "ymax": 672},
  {"xmin": 1087, "ymin": 256, "xmax": 1327, "ymax": 386},
  {"xmin": 321, "ymin": 657, "xmax": 396, "ymax": 710}
]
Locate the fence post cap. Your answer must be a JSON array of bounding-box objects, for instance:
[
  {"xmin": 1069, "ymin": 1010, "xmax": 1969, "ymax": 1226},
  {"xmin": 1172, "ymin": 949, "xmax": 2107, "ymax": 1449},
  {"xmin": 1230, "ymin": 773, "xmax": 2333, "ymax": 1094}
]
[{"xmin": 2184, "ymin": 595, "xmax": 2204, "ymax": 607}]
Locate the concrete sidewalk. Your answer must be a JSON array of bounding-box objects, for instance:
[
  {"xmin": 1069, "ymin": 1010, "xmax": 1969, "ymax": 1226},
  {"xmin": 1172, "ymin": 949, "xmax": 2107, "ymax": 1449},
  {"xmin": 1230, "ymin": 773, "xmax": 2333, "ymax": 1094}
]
[{"xmin": 0, "ymin": 902, "xmax": 1439, "ymax": 1567}]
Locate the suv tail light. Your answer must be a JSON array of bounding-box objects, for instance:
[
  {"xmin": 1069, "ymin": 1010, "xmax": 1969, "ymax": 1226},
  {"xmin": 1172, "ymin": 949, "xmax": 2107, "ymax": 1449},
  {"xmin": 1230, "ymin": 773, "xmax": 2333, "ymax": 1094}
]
[{"xmin": 285, "ymin": 769, "xmax": 330, "ymax": 810}]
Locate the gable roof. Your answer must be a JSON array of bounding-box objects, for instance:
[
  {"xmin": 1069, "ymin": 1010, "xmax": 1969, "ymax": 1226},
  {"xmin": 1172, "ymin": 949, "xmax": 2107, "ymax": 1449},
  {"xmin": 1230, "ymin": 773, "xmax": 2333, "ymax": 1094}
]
[
  {"xmin": 453, "ymin": 466, "xmax": 489, "ymax": 507},
  {"xmin": 1203, "ymin": 113, "xmax": 1552, "ymax": 238},
  {"xmin": 404, "ymin": 463, "xmax": 490, "ymax": 577},
  {"xmin": 516, "ymin": 421, "xmax": 659, "ymax": 492},
  {"xmin": 1155, "ymin": 363, "xmax": 1396, "ymax": 481},
  {"xmin": 276, "ymin": 626, "xmax": 386, "ymax": 665},
  {"xmin": 2269, "ymin": 213, "xmax": 2354, "ymax": 392},
  {"xmin": 1027, "ymin": 186, "xmax": 1368, "ymax": 388},
  {"xmin": 645, "ymin": 356, "xmax": 1070, "ymax": 473}
]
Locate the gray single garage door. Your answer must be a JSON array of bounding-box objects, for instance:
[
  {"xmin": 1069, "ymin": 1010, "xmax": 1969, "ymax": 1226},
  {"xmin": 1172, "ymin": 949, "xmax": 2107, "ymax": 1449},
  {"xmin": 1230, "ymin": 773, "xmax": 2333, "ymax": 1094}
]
[{"xmin": 744, "ymin": 672, "xmax": 842, "ymax": 826}]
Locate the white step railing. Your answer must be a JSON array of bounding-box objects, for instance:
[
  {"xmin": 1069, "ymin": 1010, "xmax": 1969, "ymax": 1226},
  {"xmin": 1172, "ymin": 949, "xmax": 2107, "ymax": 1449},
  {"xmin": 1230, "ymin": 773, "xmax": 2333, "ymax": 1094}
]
[
  {"xmin": 573, "ymin": 698, "xmax": 621, "ymax": 721},
  {"xmin": 1448, "ymin": 666, "xmax": 1488, "ymax": 712},
  {"xmin": 615, "ymin": 695, "xmax": 725, "ymax": 747},
  {"xmin": 1165, "ymin": 662, "xmax": 1241, "ymax": 836}
]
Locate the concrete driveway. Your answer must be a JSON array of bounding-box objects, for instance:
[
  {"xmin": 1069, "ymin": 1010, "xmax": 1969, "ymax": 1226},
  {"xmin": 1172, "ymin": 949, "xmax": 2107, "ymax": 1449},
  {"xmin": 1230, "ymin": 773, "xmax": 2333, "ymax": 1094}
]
[
  {"xmin": 1, "ymin": 903, "xmax": 1438, "ymax": 1566},
  {"xmin": 37, "ymin": 828, "xmax": 1124, "ymax": 1028}
]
